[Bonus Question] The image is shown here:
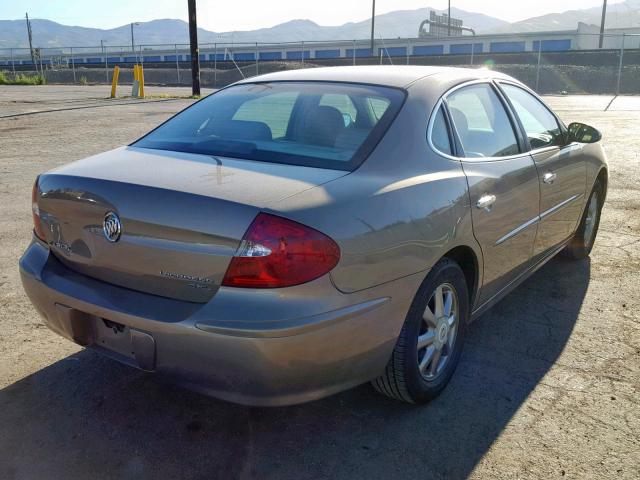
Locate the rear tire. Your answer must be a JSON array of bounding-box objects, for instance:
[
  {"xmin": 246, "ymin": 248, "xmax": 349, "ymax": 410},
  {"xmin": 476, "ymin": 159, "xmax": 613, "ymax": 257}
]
[
  {"xmin": 563, "ymin": 180, "xmax": 603, "ymax": 260},
  {"xmin": 372, "ymin": 258, "xmax": 469, "ymax": 404}
]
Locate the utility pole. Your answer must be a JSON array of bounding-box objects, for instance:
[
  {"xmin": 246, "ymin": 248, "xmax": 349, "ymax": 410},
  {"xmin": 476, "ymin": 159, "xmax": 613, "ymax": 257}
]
[
  {"xmin": 599, "ymin": 0, "xmax": 608, "ymax": 49},
  {"xmin": 448, "ymin": 0, "xmax": 452, "ymax": 36},
  {"xmin": 370, "ymin": 0, "xmax": 376, "ymax": 57},
  {"xmin": 130, "ymin": 22, "xmax": 140, "ymax": 63},
  {"xmin": 101, "ymin": 40, "xmax": 108, "ymax": 84},
  {"xmin": 25, "ymin": 13, "xmax": 36, "ymax": 69},
  {"xmin": 188, "ymin": 0, "xmax": 201, "ymax": 96}
]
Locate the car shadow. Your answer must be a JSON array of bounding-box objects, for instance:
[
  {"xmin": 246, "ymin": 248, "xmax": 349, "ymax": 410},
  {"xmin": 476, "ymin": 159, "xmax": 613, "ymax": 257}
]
[{"xmin": 0, "ymin": 257, "xmax": 590, "ymax": 480}]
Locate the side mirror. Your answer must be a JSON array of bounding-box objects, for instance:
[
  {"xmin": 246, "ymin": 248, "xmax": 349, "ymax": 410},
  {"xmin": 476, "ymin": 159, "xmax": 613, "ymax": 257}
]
[{"xmin": 567, "ymin": 122, "xmax": 602, "ymax": 144}]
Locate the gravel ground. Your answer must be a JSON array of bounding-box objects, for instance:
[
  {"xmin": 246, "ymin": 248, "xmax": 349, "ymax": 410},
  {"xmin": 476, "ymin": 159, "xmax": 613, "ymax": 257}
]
[{"xmin": 0, "ymin": 85, "xmax": 638, "ymax": 480}]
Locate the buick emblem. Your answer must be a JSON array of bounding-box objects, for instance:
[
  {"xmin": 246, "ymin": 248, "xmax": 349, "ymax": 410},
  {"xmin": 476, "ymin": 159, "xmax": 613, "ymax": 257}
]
[{"xmin": 103, "ymin": 211, "xmax": 122, "ymax": 243}]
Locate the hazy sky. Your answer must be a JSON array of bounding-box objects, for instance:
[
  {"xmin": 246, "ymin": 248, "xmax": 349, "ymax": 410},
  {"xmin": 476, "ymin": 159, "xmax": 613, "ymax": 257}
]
[{"xmin": 0, "ymin": 0, "xmax": 627, "ymax": 31}]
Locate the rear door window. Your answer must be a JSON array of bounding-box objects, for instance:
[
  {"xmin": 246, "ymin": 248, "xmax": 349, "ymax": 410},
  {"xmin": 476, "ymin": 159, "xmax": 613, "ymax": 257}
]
[
  {"xmin": 446, "ymin": 83, "xmax": 519, "ymax": 158},
  {"xmin": 367, "ymin": 97, "xmax": 392, "ymax": 121},
  {"xmin": 430, "ymin": 106, "xmax": 453, "ymax": 156},
  {"xmin": 233, "ymin": 91, "xmax": 298, "ymax": 139},
  {"xmin": 319, "ymin": 93, "xmax": 358, "ymax": 126}
]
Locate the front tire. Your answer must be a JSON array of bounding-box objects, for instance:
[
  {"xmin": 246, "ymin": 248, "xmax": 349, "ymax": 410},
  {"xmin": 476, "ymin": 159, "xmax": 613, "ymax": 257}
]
[
  {"xmin": 372, "ymin": 258, "xmax": 469, "ymax": 404},
  {"xmin": 563, "ymin": 180, "xmax": 603, "ymax": 260}
]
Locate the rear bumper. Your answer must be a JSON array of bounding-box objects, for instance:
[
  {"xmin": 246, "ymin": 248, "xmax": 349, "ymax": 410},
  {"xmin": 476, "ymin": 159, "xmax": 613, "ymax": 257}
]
[{"xmin": 19, "ymin": 238, "xmax": 422, "ymax": 406}]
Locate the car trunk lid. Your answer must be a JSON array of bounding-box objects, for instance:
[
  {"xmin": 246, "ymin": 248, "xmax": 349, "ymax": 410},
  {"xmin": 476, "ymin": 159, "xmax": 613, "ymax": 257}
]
[{"xmin": 36, "ymin": 147, "xmax": 346, "ymax": 303}]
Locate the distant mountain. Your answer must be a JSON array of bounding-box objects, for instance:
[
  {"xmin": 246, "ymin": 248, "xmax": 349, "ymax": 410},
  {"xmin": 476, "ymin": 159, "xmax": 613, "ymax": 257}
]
[
  {"xmin": 0, "ymin": 19, "xmax": 217, "ymax": 49},
  {"xmin": 488, "ymin": 0, "xmax": 640, "ymax": 33},
  {"xmin": 201, "ymin": 8, "xmax": 509, "ymax": 44},
  {"xmin": 0, "ymin": 7, "xmax": 508, "ymax": 49}
]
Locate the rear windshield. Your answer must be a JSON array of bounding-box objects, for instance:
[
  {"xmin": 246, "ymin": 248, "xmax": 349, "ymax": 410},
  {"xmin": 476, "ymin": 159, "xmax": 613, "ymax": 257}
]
[{"xmin": 134, "ymin": 81, "xmax": 405, "ymax": 170}]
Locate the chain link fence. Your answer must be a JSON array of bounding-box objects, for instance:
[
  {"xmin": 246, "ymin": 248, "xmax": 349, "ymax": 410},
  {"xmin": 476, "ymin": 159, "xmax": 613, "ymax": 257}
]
[{"xmin": 1, "ymin": 32, "xmax": 639, "ymax": 94}]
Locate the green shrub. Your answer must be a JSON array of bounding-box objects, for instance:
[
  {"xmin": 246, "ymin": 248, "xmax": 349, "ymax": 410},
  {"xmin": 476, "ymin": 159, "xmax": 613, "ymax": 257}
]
[
  {"xmin": 79, "ymin": 75, "xmax": 88, "ymax": 85},
  {"xmin": 0, "ymin": 71, "xmax": 46, "ymax": 85}
]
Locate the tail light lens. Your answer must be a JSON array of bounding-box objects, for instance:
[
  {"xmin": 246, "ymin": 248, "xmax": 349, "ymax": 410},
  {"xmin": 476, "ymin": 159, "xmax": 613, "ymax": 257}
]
[
  {"xmin": 32, "ymin": 177, "xmax": 47, "ymax": 241},
  {"xmin": 222, "ymin": 213, "xmax": 340, "ymax": 288}
]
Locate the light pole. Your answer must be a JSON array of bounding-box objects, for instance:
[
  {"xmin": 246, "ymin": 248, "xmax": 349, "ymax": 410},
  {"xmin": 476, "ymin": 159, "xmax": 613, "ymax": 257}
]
[
  {"xmin": 370, "ymin": 0, "xmax": 375, "ymax": 57},
  {"xmin": 599, "ymin": 0, "xmax": 608, "ymax": 49},
  {"xmin": 130, "ymin": 22, "xmax": 140, "ymax": 53},
  {"xmin": 101, "ymin": 39, "xmax": 108, "ymax": 83}
]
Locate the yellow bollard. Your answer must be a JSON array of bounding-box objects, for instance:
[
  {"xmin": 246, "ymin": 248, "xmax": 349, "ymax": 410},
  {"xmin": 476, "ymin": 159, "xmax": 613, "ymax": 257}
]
[
  {"xmin": 131, "ymin": 65, "xmax": 140, "ymax": 98},
  {"xmin": 110, "ymin": 66, "xmax": 120, "ymax": 98},
  {"xmin": 138, "ymin": 65, "xmax": 145, "ymax": 99}
]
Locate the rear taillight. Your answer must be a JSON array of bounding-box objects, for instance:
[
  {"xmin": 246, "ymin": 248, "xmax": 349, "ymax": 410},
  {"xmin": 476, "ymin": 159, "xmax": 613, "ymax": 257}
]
[
  {"xmin": 221, "ymin": 213, "xmax": 340, "ymax": 288},
  {"xmin": 32, "ymin": 177, "xmax": 46, "ymax": 241}
]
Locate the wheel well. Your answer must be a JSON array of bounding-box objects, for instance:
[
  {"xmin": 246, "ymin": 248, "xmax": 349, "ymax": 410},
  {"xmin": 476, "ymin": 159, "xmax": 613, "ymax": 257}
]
[
  {"xmin": 444, "ymin": 246, "xmax": 478, "ymax": 306},
  {"xmin": 596, "ymin": 168, "xmax": 608, "ymax": 201}
]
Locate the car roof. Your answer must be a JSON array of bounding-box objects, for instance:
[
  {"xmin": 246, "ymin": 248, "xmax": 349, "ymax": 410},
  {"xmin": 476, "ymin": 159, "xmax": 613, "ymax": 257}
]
[{"xmin": 234, "ymin": 65, "xmax": 515, "ymax": 89}]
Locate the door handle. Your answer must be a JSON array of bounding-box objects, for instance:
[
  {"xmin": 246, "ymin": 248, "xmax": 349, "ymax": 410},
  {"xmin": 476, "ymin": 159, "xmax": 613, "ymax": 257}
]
[
  {"xmin": 476, "ymin": 194, "xmax": 496, "ymax": 212},
  {"xmin": 543, "ymin": 172, "xmax": 557, "ymax": 184}
]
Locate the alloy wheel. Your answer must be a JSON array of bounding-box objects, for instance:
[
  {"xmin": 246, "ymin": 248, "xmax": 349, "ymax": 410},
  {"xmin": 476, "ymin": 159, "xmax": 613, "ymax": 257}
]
[
  {"xmin": 417, "ymin": 283, "xmax": 459, "ymax": 380},
  {"xmin": 584, "ymin": 192, "xmax": 599, "ymax": 247}
]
